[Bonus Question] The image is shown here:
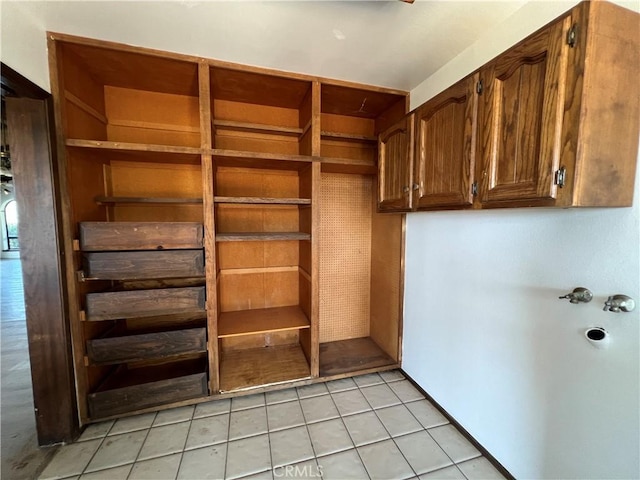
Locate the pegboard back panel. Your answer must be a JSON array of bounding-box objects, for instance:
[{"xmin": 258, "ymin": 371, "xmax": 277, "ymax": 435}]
[{"xmin": 319, "ymin": 173, "xmax": 372, "ymax": 342}]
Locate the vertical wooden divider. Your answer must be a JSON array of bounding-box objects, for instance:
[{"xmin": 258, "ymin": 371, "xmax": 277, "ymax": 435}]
[
  {"xmin": 199, "ymin": 61, "xmax": 219, "ymax": 393},
  {"xmin": 309, "ymin": 81, "xmax": 321, "ymax": 377}
]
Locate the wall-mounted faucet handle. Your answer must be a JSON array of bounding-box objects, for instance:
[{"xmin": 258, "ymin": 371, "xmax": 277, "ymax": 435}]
[
  {"xmin": 559, "ymin": 287, "xmax": 593, "ymax": 304},
  {"xmin": 603, "ymin": 295, "xmax": 635, "ymax": 313}
]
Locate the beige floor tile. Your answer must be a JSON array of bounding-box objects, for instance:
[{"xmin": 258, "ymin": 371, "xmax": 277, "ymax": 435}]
[
  {"xmin": 77, "ymin": 421, "xmax": 114, "ymax": 442},
  {"xmin": 79, "ymin": 464, "xmax": 132, "ymax": 480},
  {"xmin": 267, "ymin": 400, "xmax": 305, "ymax": 431},
  {"xmin": 185, "ymin": 414, "xmax": 229, "ymax": 450},
  {"xmin": 269, "ymin": 426, "xmax": 314, "ymax": 468},
  {"xmin": 376, "ymin": 404, "xmax": 423, "ymax": 437},
  {"xmin": 85, "ymin": 431, "xmax": 147, "ymax": 473},
  {"xmin": 457, "ymin": 457, "xmax": 506, "ymax": 479},
  {"xmin": 331, "ymin": 389, "xmax": 371, "ymax": 416},
  {"xmin": 39, "ymin": 439, "xmax": 102, "ymax": 479},
  {"xmin": 229, "ymin": 407, "xmax": 268, "ymax": 440},
  {"xmin": 272, "ymin": 459, "xmax": 320, "ymax": 480},
  {"xmin": 429, "ymin": 424, "xmax": 480, "ymax": 463},
  {"xmin": 360, "ymin": 384, "xmax": 401, "ymax": 409},
  {"xmin": 308, "ymin": 418, "xmax": 354, "ymax": 457},
  {"xmin": 225, "ymin": 434, "xmax": 271, "ymax": 480},
  {"xmin": 342, "ymin": 411, "xmax": 390, "ymax": 447},
  {"xmin": 193, "ymin": 398, "xmax": 231, "ymax": 419},
  {"xmin": 153, "ymin": 406, "xmax": 194, "ymax": 426},
  {"xmin": 419, "ymin": 465, "xmax": 466, "ymax": 480},
  {"xmin": 395, "ymin": 430, "xmax": 453, "ymax": 475},
  {"xmin": 406, "ymin": 400, "xmax": 449, "ymax": 429},
  {"xmin": 266, "ymin": 388, "xmax": 298, "ymax": 405},
  {"xmin": 177, "ymin": 443, "xmax": 227, "ymax": 480},
  {"xmin": 326, "ymin": 377, "xmax": 357, "ymax": 393},
  {"xmin": 353, "ymin": 373, "xmax": 384, "ymax": 387},
  {"xmin": 128, "ymin": 453, "xmax": 181, "ymax": 480},
  {"xmin": 109, "ymin": 413, "xmax": 156, "ymax": 435},
  {"xmin": 231, "ymin": 393, "xmax": 265, "ymax": 411},
  {"xmin": 388, "ymin": 380, "xmax": 425, "ymax": 403},
  {"xmin": 137, "ymin": 421, "xmax": 189, "ymax": 460},
  {"xmin": 300, "ymin": 395, "xmax": 339, "ymax": 424},
  {"xmin": 379, "ymin": 370, "xmax": 405, "ymax": 383},
  {"xmin": 316, "ymin": 449, "xmax": 368, "ymax": 480},
  {"xmin": 296, "ymin": 383, "xmax": 329, "ymax": 399},
  {"xmin": 358, "ymin": 439, "xmax": 414, "ymax": 479}
]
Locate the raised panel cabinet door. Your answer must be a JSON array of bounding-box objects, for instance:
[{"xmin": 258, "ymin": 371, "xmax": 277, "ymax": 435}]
[
  {"xmin": 378, "ymin": 114, "xmax": 414, "ymax": 211},
  {"xmin": 477, "ymin": 15, "xmax": 572, "ymax": 205},
  {"xmin": 414, "ymin": 74, "xmax": 478, "ymax": 209}
]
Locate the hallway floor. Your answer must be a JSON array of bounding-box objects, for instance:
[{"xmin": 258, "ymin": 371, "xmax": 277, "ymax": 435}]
[{"xmin": 1, "ymin": 259, "xmax": 58, "ymax": 479}]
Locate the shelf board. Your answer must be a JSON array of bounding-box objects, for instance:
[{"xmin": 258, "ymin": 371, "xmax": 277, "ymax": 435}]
[
  {"xmin": 66, "ymin": 139, "xmax": 201, "ymax": 155},
  {"xmin": 218, "ymin": 305, "xmax": 309, "ymax": 338},
  {"xmin": 320, "ymin": 157, "xmax": 377, "ymax": 175},
  {"xmin": 319, "ymin": 337, "xmax": 396, "ymax": 377},
  {"xmin": 96, "ymin": 196, "xmax": 203, "ymax": 205},
  {"xmin": 216, "ymin": 232, "xmax": 310, "ymax": 242},
  {"xmin": 214, "ymin": 196, "xmax": 311, "ymax": 205},
  {"xmin": 213, "ymin": 119, "xmax": 303, "ymax": 137},
  {"xmin": 220, "ymin": 344, "xmax": 310, "ymax": 392},
  {"xmin": 321, "ymin": 131, "xmax": 377, "ymax": 143},
  {"xmin": 211, "ymin": 149, "xmax": 314, "ymax": 171}
]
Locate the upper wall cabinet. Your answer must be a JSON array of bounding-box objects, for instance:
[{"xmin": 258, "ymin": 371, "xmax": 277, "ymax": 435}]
[
  {"xmin": 379, "ymin": 1, "xmax": 640, "ymax": 212},
  {"xmin": 378, "ymin": 114, "xmax": 414, "ymax": 211},
  {"xmin": 413, "ymin": 73, "xmax": 478, "ymax": 210},
  {"xmin": 475, "ymin": 1, "xmax": 639, "ymax": 208}
]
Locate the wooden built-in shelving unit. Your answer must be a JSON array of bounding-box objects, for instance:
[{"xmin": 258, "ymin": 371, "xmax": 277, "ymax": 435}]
[{"xmin": 49, "ymin": 31, "xmax": 407, "ymax": 423}]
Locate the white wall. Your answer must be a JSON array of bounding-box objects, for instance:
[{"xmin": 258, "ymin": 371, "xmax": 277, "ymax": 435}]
[
  {"xmin": 0, "ymin": 1, "xmax": 50, "ymax": 92},
  {"xmin": 405, "ymin": 2, "xmax": 640, "ymax": 479}
]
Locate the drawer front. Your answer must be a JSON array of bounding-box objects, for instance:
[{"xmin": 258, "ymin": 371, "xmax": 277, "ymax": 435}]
[
  {"xmin": 88, "ymin": 372, "xmax": 207, "ymax": 418},
  {"xmin": 80, "ymin": 222, "xmax": 203, "ymax": 251},
  {"xmin": 87, "ymin": 327, "xmax": 207, "ymax": 364},
  {"xmin": 83, "ymin": 250, "xmax": 204, "ymax": 280},
  {"xmin": 85, "ymin": 287, "xmax": 205, "ymax": 321}
]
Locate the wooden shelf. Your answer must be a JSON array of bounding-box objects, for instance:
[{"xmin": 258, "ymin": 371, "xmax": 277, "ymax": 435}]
[
  {"xmin": 66, "ymin": 139, "xmax": 201, "ymax": 156},
  {"xmin": 320, "ymin": 157, "xmax": 377, "ymax": 175},
  {"xmin": 220, "ymin": 344, "xmax": 310, "ymax": 392},
  {"xmin": 211, "ymin": 149, "xmax": 314, "ymax": 171},
  {"xmin": 96, "ymin": 196, "xmax": 203, "ymax": 205},
  {"xmin": 88, "ymin": 358, "xmax": 207, "ymax": 418},
  {"xmin": 319, "ymin": 337, "xmax": 396, "ymax": 377},
  {"xmin": 216, "ymin": 232, "xmax": 310, "ymax": 242},
  {"xmin": 321, "ymin": 131, "xmax": 377, "ymax": 143},
  {"xmin": 214, "ymin": 196, "xmax": 311, "ymax": 205},
  {"xmin": 218, "ymin": 305, "xmax": 309, "ymax": 338},
  {"xmin": 213, "ymin": 119, "xmax": 303, "ymax": 137}
]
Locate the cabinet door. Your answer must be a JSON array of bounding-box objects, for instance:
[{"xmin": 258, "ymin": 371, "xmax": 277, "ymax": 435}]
[
  {"xmin": 378, "ymin": 114, "xmax": 414, "ymax": 211},
  {"xmin": 414, "ymin": 74, "xmax": 478, "ymax": 209},
  {"xmin": 477, "ymin": 16, "xmax": 571, "ymax": 205}
]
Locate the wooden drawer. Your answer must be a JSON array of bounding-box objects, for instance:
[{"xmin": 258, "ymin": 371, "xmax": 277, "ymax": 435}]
[
  {"xmin": 85, "ymin": 287, "xmax": 205, "ymax": 321},
  {"xmin": 88, "ymin": 359, "xmax": 207, "ymax": 418},
  {"xmin": 83, "ymin": 250, "xmax": 204, "ymax": 280},
  {"xmin": 87, "ymin": 327, "xmax": 206, "ymax": 364},
  {"xmin": 79, "ymin": 222, "xmax": 203, "ymax": 251}
]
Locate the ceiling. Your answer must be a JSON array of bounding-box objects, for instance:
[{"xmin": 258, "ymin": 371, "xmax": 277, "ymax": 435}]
[{"xmin": 11, "ymin": 0, "xmax": 530, "ymax": 91}]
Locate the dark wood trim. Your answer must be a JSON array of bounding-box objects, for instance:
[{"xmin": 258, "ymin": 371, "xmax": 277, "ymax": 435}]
[
  {"xmin": 401, "ymin": 369, "xmax": 515, "ymax": 480},
  {"xmin": 1, "ymin": 63, "xmax": 49, "ymax": 99},
  {"xmin": 4, "ymin": 88, "xmax": 80, "ymax": 443}
]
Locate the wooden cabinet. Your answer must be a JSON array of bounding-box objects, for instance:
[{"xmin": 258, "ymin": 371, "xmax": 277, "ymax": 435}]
[
  {"xmin": 413, "ymin": 74, "xmax": 478, "ymax": 209},
  {"xmin": 476, "ymin": 16, "xmax": 570, "ymax": 206},
  {"xmin": 378, "ymin": 1, "xmax": 639, "ymax": 212},
  {"xmin": 378, "ymin": 114, "xmax": 414, "ymax": 211},
  {"xmin": 48, "ymin": 33, "xmax": 407, "ymax": 423}
]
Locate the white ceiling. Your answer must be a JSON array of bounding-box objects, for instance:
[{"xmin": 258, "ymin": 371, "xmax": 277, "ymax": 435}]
[{"xmin": 11, "ymin": 0, "xmax": 532, "ymax": 91}]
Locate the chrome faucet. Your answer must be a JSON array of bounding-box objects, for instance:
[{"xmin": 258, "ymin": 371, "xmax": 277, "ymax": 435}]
[
  {"xmin": 603, "ymin": 295, "xmax": 635, "ymax": 313},
  {"xmin": 559, "ymin": 287, "xmax": 593, "ymax": 304}
]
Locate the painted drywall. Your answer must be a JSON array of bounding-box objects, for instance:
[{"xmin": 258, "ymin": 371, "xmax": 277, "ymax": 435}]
[
  {"xmin": 0, "ymin": 2, "xmax": 50, "ymax": 92},
  {"xmin": 404, "ymin": 2, "xmax": 640, "ymax": 479}
]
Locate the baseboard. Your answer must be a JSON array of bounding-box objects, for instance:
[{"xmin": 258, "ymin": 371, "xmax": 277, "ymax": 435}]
[{"xmin": 400, "ymin": 369, "xmax": 515, "ymax": 480}]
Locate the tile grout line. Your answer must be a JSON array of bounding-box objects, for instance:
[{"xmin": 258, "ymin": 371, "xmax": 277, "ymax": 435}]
[
  {"xmin": 172, "ymin": 406, "xmax": 196, "ymax": 480},
  {"xmin": 124, "ymin": 412, "xmax": 158, "ymax": 480},
  {"xmin": 352, "ymin": 375, "xmax": 418, "ymax": 480},
  {"xmin": 294, "ymin": 386, "xmax": 323, "ymax": 475}
]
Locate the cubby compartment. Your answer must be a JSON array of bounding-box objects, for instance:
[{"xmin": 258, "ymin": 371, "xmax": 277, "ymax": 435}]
[
  {"xmin": 318, "ymin": 172, "xmax": 402, "ymax": 377},
  {"xmin": 87, "ymin": 358, "xmax": 208, "ymax": 418},
  {"xmin": 210, "ymin": 67, "xmax": 313, "ymax": 155},
  {"xmin": 320, "ymin": 83, "xmax": 406, "ymax": 173},
  {"xmin": 55, "ymin": 41, "xmax": 200, "ymax": 147}
]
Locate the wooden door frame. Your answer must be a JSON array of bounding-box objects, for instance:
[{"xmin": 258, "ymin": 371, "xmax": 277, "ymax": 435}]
[{"xmin": 2, "ymin": 63, "xmax": 80, "ymax": 445}]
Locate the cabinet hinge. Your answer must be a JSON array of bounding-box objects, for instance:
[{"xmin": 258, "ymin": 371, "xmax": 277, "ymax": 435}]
[
  {"xmin": 476, "ymin": 80, "xmax": 483, "ymax": 95},
  {"xmin": 471, "ymin": 182, "xmax": 478, "ymax": 196},
  {"xmin": 554, "ymin": 167, "xmax": 566, "ymax": 188},
  {"xmin": 566, "ymin": 23, "xmax": 578, "ymax": 48}
]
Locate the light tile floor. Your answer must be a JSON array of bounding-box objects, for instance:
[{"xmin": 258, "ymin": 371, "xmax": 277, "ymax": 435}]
[{"xmin": 39, "ymin": 371, "xmax": 507, "ymax": 480}]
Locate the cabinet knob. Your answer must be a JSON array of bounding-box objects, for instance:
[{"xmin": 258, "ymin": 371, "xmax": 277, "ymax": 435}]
[
  {"xmin": 412, "ymin": 183, "xmax": 419, "ymax": 191},
  {"xmin": 403, "ymin": 186, "xmax": 410, "ymax": 193}
]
